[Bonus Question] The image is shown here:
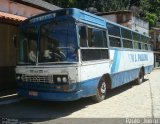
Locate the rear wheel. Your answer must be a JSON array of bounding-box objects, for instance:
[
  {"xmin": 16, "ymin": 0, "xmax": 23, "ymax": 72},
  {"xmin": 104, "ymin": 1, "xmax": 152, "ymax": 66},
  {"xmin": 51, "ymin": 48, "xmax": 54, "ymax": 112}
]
[
  {"xmin": 91, "ymin": 77, "xmax": 107, "ymax": 102},
  {"xmin": 135, "ymin": 69, "xmax": 144, "ymax": 85}
]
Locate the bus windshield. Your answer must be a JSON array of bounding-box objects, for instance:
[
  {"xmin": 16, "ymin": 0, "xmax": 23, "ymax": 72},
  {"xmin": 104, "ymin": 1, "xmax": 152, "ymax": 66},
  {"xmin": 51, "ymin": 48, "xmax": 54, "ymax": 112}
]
[
  {"xmin": 18, "ymin": 27, "xmax": 38, "ymax": 64},
  {"xmin": 18, "ymin": 21, "xmax": 78, "ymax": 65},
  {"xmin": 39, "ymin": 21, "xmax": 78, "ymax": 63}
]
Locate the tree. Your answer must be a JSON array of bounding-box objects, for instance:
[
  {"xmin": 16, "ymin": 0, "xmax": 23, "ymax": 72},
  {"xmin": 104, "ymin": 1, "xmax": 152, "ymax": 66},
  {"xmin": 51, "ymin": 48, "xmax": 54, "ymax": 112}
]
[
  {"xmin": 139, "ymin": 0, "xmax": 160, "ymax": 26},
  {"xmin": 46, "ymin": 0, "xmax": 131, "ymax": 12},
  {"xmin": 45, "ymin": 0, "xmax": 71, "ymax": 8},
  {"xmin": 103, "ymin": 0, "xmax": 130, "ymax": 12}
]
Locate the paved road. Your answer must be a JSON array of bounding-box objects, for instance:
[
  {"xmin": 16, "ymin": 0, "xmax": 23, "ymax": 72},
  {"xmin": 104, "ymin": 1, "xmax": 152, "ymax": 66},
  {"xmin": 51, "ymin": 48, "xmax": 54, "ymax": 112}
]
[{"xmin": 0, "ymin": 69, "xmax": 160, "ymax": 124}]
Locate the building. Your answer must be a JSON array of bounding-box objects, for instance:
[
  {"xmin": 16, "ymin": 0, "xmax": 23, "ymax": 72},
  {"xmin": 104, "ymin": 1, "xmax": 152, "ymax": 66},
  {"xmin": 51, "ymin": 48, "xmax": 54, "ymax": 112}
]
[
  {"xmin": 97, "ymin": 10, "xmax": 149, "ymax": 36},
  {"xmin": 150, "ymin": 27, "xmax": 160, "ymax": 67},
  {"xmin": 97, "ymin": 10, "xmax": 160, "ymax": 67},
  {"xmin": 0, "ymin": 0, "xmax": 60, "ymax": 91}
]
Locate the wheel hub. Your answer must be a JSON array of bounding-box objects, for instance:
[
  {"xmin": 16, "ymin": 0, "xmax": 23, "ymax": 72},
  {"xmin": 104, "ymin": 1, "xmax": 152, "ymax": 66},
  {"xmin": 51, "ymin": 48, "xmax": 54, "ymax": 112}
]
[{"xmin": 100, "ymin": 82, "xmax": 106, "ymax": 94}]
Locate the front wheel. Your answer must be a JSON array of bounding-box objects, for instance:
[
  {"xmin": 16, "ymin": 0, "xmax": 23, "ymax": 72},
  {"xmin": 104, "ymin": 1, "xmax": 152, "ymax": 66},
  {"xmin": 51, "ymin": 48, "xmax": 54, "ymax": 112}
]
[{"xmin": 91, "ymin": 78, "xmax": 107, "ymax": 102}]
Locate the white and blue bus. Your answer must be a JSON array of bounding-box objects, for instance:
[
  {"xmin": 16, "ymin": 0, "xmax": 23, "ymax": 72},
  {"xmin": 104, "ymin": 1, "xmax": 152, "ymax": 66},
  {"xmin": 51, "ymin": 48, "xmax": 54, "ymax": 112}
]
[{"xmin": 15, "ymin": 8, "xmax": 154, "ymax": 102}]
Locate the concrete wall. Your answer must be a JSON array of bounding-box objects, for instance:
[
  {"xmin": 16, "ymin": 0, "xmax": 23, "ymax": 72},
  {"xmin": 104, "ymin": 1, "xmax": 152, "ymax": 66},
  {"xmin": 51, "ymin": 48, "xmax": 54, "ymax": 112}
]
[
  {"xmin": 132, "ymin": 17, "xmax": 149, "ymax": 35},
  {"xmin": 99, "ymin": 12, "xmax": 149, "ymax": 35},
  {"xmin": 101, "ymin": 14, "xmax": 117, "ymax": 23}
]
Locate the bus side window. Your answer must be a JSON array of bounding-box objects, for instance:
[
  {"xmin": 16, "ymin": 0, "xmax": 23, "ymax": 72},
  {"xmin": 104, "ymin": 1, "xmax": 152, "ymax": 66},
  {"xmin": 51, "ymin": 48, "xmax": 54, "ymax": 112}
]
[
  {"xmin": 138, "ymin": 42, "xmax": 141, "ymax": 49},
  {"xmin": 148, "ymin": 44, "xmax": 153, "ymax": 50},
  {"xmin": 79, "ymin": 26, "xmax": 88, "ymax": 47},
  {"xmin": 109, "ymin": 37, "xmax": 121, "ymax": 47},
  {"xmin": 93, "ymin": 29, "xmax": 107, "ymax": 47}
]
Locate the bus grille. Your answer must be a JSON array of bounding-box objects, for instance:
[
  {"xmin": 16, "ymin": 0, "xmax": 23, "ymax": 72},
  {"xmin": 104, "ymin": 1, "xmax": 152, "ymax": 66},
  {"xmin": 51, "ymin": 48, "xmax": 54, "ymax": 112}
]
[{"xmin": 21, "ymin": 75, "xmax": 53, "ymax": 83}]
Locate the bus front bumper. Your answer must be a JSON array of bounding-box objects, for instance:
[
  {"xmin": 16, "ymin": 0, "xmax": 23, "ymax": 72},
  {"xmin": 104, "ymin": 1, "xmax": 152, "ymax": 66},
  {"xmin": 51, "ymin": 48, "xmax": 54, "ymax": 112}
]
[{"xmin": 17, "ymin": 89, "xmax": 83, "ymax": 101}]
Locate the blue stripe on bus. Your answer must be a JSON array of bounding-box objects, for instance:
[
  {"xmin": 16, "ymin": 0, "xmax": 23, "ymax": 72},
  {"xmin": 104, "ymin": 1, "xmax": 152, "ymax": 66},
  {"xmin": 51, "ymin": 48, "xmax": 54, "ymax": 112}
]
[
  {"xmin": 18, "ymin": 88, "xmax": 84, "ymax": 101},
  {"xmin": 17, "ymin": 65, "xmax": 153, "ymax": 101},
  {"xmin": 111, "ymin": 50, "xmax": 121, "ymax": 73},
  {"xmin": 18, "ymin": 77, "xmax": 100, "ymax": 101},
  {"xmin": 111, "ymin": 65, "xmax": 153, "ymax": 88}
]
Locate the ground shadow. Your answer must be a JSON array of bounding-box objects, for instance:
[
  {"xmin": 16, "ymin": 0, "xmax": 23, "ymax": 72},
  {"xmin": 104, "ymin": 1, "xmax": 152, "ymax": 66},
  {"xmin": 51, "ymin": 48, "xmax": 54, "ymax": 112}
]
[
  {"xmin": 0, "ymin": 79, "xmax": 149, "ymax": 123},
  {"xmin": 106, "ymin": 78, "xmax": 148, "ymax": 99}
]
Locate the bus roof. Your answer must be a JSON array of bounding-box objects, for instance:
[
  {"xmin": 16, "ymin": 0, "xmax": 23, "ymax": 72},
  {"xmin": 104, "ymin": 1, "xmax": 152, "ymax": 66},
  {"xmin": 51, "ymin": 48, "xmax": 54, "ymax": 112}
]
[{"xmin": 22, "ymin": 8, "xmax": 150, "ymax": 38}]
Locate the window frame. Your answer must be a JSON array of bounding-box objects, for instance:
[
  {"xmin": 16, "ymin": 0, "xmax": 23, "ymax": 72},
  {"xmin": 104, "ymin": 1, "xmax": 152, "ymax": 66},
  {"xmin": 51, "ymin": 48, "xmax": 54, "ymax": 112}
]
[
  {"xmin": 77, "ymin": 23, "xmax": 109, "ymax": 62},
  {"xmin": 107, "ymin": 23, "xmax": 121, "ymax": 48}
]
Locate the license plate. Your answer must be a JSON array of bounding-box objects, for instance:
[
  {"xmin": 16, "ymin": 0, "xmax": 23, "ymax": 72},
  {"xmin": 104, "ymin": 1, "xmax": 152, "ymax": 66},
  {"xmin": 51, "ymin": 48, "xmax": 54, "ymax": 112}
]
[{"xmin": 29, "ymin": 91, "xmax": 38, "ymax": 96}]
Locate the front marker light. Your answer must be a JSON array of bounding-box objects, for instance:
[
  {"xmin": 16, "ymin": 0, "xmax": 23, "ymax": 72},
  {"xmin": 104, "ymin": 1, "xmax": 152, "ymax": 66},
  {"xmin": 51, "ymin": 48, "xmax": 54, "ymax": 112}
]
[
  {"xmin": 57, "ymin": 77, "xmax": 61, "ymax": 83},
  {"xmin": 16, "ymin": 76, "xmax": 21, "ymax": 80},
  {"xmin": 62, "ymin": 77, "xmax": 67, "ymax": 83}
]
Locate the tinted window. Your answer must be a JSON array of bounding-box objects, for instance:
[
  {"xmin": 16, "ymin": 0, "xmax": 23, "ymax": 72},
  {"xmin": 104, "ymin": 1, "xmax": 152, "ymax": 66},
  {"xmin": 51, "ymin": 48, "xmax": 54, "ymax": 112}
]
[
  {"xmin": 109, "ymin": 37, "xmax": 121, "ymax": 47},
  {"xmin": 39, "ymin": 21, "xmax": 78, "ymax": 63},
  {"xmin": 107, "ymin": 23, "xmax": 120, "ymax": 37},
  {"xmin": 147, "ymin": 37, "xmax": 150, "ymax": 43},
  {"xmin": 141, "ymin": 43, "xmax": 145, "ymax": 50},
  {"xmin": 145, "ymin": 44, "xmax": 148, "ymax": 50},
  {"xmin": 138, "ymin": 43, "xmax": 141, "ymax": 49},
  {"xmin": 79, "ymin": 26, "xmax": 88, "ymax": 47},
  {"xmin": 18, "ymin": 27, "xmax": 38, "ymax": 64},
  {"xmin": 121, "ymin": 28, "xmax": 132, "ymax": 39},
  {"xmin": 148, "ymin": 39, "xmax": 152, "ymax": 44},
  {"xmin": 148, "ymin": 44, "xmax": 152, "ymax": 50},
  {"xmin": 123, "ymin": 39, "xmax": 133, "ymax": 48},
  {"xmin": 81, "ymin": 49, "xmax": 109, "ymax": 61},
  {"xmin": 88, "ymin": 27, "xmax": 107, "ymax": 47},
  {"xmin": 134, "ymin": 42, "xmax": 138, "ymax": 49},
  {"xmin": 142, "ymin": 36, "xmax": 150, "ymax": 43},
  {"xmin": 79, "ymin": 25, "xmax": 107, "ymax": 48},
  {"xmin": 133, "ymin": 32, "xmax": 140, "ymax": 41},
  {"xmin": 141, "ymin": 35, "xmax": 148, "ymax": 43}
]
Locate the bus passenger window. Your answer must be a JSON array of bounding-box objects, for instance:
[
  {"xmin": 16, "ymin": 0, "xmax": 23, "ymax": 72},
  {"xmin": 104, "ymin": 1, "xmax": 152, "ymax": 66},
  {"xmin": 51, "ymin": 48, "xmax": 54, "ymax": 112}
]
[
  {"xmin": 107, "ymin": 23, "xmax": 120, "ymax": 37},
  {"xmin": 134, "ymin": 42, "xmax": 139, "ymax": 49},
  {"xmin": 81, "ymin": 49, "xmax": 109, "ymax": 61},
  {"xmin": 148, "ymin": 44, "xmax": 152, "ymax": 50},
  {"xmin": 133, "ymin": 32, "xmax": 140, "ymax": 41},
  {"xmin": 121, "ymin": 28, "xmax": 132, "ymax": 39},
  {"xmin": 145, "ymin": 44, "xmax": 148, "ymax": 50},
  {"xmin": 79, "ymin": 26, "xmax": 88, "ymax": 47},
  {"xmin": 93, "ymin": 29, "xmax": 107, "ymax": 47},
  {"xmin": 141, "ymin": 35, "xmax": 148, "ymax": 44},
  {"xmin": 141, "ymin": 43, "xmax": 145, "ymax": 50},
  {"xmin": 88, "ymin": 28, "xmax": 107, "ymax": 47},
  {"xmin": 123, "ymin": 39, "xmax": 133, "ymax": 48},
  {"xmin": 109, "ymin": 37, "xmax": 121, "ymax": 47},
  {"xmin": 138, "ymin": 43, "xmax": 141, "ymax": 49}
]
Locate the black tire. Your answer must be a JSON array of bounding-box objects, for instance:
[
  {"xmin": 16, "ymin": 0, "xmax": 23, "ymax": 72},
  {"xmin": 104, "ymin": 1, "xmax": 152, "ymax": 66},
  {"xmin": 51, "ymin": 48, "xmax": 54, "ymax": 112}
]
[
  {"xmin": 91, "ymin": 77, "xmax": 107, "ymax": 102},
  {"xmin": 135, "ymin": 69, "xmax": 144, "ymax": 85}
]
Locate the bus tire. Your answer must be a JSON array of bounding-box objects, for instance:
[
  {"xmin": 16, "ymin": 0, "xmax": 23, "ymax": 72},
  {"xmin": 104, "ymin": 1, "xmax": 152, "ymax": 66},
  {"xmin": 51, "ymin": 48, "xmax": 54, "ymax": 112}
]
[
  {"xmin": 135, "ymin": 69, "xmax": 144, "ymax": 85},
  {"xmin": 91, "ymin": 77, "xmax": 107, "ymax": 102}
]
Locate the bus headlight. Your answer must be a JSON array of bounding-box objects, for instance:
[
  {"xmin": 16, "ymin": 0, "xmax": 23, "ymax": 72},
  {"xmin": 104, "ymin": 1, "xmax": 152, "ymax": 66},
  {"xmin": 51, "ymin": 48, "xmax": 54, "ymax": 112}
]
[
  {"xmin": 16, "ymin": 74, "xmax": 22, "ymax": 81},
  {"xmin": 16, "ymin": 76, "xmax": 21, "ymax": 80},
  {"xmin": 54, "ymin": 75, "xmax": 68, "ymax": 83},
  {"xmin": 57, "ymin": 77, "xmax": 61, "ymax": 83},
  {"xmin": 62, "ymin": 77, "xmax": 67, "ymax": 83}
]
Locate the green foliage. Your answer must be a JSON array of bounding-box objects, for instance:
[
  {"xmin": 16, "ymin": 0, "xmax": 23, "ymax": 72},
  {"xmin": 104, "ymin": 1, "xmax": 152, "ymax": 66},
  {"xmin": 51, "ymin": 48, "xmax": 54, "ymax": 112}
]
[
  {"xmin": 46, "ymin": 0, "xmax": 130, "ymax": 12},
  {"xmin": 145, "ymin": 12, "xmax": 158, "ymax": 26},
  {"xmin": 45, "ymin": 0, "xmax": 71, "ymax": 7},
  {"xmin": 140, "ymin": 0, "xmax": 160, "ymax": 26},
  {"xmin": 46, "ymin": 0, "xmax": 160, "ymax": 26},
  {"xmin": 103, "ymin": 0, "xmax": 130, "ymax": 11}
]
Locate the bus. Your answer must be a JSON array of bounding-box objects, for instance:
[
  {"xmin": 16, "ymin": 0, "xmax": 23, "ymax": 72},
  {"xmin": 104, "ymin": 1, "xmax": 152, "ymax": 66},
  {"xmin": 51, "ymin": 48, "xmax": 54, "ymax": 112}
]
[{"xmin": 15, "ymin": 8, "xmax": 154, "ymax": 102}]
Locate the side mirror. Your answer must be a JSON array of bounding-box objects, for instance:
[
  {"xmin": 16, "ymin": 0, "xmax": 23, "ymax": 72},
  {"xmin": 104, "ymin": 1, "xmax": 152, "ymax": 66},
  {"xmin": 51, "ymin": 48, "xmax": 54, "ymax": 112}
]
[{"xmin": 13, "ymin": 35, "xmax": 18, "ymax": 47}]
